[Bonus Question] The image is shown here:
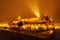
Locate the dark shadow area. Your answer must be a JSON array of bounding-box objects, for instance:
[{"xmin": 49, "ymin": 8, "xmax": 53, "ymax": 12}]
[
  {"xmin": 0, "ymin": 30, "xmax": 60, "ymax": 40},
  {"xmin": 0, "ymin": 30, "xmax": 46, "ymax": 40}
]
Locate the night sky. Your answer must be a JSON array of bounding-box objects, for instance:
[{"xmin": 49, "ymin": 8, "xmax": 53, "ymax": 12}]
[{"xmin": 0, "ymin": 0, "xmax": 60, "ymax": 22}]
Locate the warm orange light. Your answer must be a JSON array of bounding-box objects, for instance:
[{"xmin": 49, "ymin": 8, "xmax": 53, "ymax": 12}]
[
  {"xmin": 48, "ymin": 25, "xmax": 53, "ymax": 28},
  {"xmin": 0, "ymin": 23, "xmax": 10, "ymax": 27},
  {"xmin": 13, "ymin": 21, "xmax": 18, "ymax": 23},
  {"xmin": 18, "ymin": 16, "xmax": 21, "ymax": 20},
  {"xmin": 55, "ymin": 26, "xmax": 60, "ymax": 30},
  {"xmin": 36, "ymin": 26, "xmax": 39, "ymax": 29},
  {"xmin": 29, "ymin": 17, "xmax": 40, "ymax": 21},
  {"xmin": 26, "ymin": 0, "xmax": 40, "ymax": 17},
  {"xmin": 21, "ymin": 25, "xmax": 26, "ymax": 29},
  {"xmin": 30, "ymin": 6, "xmax": 40, "ymax": 17},
  {"xmin": 49, "ymin": 30, "xmax": 53, "ymax": 34}
]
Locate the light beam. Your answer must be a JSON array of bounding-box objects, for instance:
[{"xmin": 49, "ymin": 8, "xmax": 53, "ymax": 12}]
[{"xmin": 26, "ymin": 0, "xmax": 40, "ymax": 17}]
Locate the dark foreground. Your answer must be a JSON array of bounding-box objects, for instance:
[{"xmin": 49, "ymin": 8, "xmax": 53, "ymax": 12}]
[{"xmin": 0, "ymin": 30, "xmax": 60, "ymax": 40}]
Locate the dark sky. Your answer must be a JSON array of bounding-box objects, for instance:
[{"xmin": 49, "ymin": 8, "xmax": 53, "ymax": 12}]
[{"xmin": 0, "ymin": 0, "xmax": 60, "ymax": 22}]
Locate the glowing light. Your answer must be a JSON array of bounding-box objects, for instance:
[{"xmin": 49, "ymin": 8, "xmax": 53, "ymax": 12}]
[
  {"xmin": 26, "ymin": 0, "xmax": 40, "ymax": 17},
  {"xmin": 48, "ymin": 25, "xmax": 53, "ymax": 29},
  {"xmin": 55, "ymin": 26, "xmax": 60, "ymax": 30},
  {"xmin": 13, "ymin": 21, "xmax": 18, "ymax": 23},
  {"xmin": 29, "ymin": 17, "xmax": 40, "ymax": 21},
  {"xmin": 0, "ymin": 23, "xmax": 10, "ymax": 27},
  {"xmin": 22, "ymin": 26, "xmax": 26, "ymax": 29},
  {"xmin": 4, "ymin": 24, "xmax": 7, "ymax": 26},
  {"xmin": 30, "ymin": 6, "xmax": 40, "ymax": 17},
  {"xmin": 49, "ymin": 30, "xmax": 53, "ymax": 34},
  {"xmin": 36, "ymin": 27, "xmax": 39, "ymax": 29},
  {"xmin": 41, "ymin": 24, "xmax": 47, "ymax": 30},
  {"xmin": 31, "ymin": 25, "xmax": 33, "ymax": 26},
  {"xmin": 18, "ymin": 16, "xmax": 21, "ymax": 20},
  {"xmin": 0, "ymin": 24, "xmax": 3, "ymax": 26}
]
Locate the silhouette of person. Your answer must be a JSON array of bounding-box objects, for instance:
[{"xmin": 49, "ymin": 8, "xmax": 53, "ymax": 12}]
[{"xmin": 17, "ymin": 21, "xmax": 23, "ymax": 32}]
